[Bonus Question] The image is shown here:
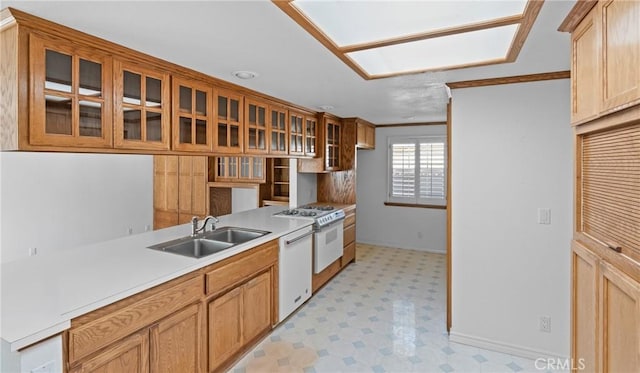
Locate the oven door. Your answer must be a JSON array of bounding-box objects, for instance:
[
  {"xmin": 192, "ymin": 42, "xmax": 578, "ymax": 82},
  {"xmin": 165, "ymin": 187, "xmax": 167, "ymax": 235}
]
[{"xmin": 313, "ymin": 220, "xmax": 344, "ymax": 274}]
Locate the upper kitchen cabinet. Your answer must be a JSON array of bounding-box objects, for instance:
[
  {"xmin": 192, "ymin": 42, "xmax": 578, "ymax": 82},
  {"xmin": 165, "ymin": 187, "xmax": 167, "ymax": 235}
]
[
  {"xmin": 298, "ymin": 113, "xmax": 346, "ymax": 173},
  {"xmin": 304, "ymin": 114, "xmax": 318, "ymax": 157},
  {"xmin": 561, "ymin": 0, "xmax": 640, "ymax": 126},
  {"xmin": 269, "ymin": 104, "xmax": 288, "ymax": 155},
  {"xmin": 599, "ymin": 0, "xmax": 640, "ymax": 114},
  {"xmin": 353, "ymin": 118, "xmax": 375, "ymax": 149},
  {"xmin": 172, "ymin": 77, "xmax": 214, "ymax": 152},
  {"xmin": 325, "ymin": 117, "xmax": 341, "ymax": 171},
  {"xmin": 288, "ymin": 110, "xmax": 305, "ymax": 156},
  {"xmin": 114, "ymin": 60, "xmax": 170, "ymax": 150},
  {"xmin": 215, "ymin": 89, "xmax": 244, "ymax": 154},
  {"xmin": 244, "ymin": 97, "xmax": 268, "ymax": 154},
  {"xmin": 570, "ymin": 8, "xmax": 599, "ymax": 124},
  {"xmin": 29, "ymin": 34, "xmax": 113, "ymax": 148}
]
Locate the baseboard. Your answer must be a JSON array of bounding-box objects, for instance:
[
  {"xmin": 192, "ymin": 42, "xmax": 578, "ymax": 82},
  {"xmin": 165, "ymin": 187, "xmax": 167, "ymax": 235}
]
[
  {"xmin": 356, "ymin": 239, "xmax": 446, "ymax": 254},
  {"xmin": 449, "ymin": 331, "xmax": 568, "ymax": 361}
]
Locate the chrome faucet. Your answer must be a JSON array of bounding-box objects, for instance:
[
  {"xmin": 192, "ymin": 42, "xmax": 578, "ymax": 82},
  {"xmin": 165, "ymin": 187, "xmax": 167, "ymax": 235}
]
[{"xmin": 191, "ymin": 215, "xmax": 219, "ymax": 236}]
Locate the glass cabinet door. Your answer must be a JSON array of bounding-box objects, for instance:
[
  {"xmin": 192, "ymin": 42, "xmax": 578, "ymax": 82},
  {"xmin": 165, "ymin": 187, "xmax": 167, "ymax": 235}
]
[
  {"xmin": 215, "ymin": 90, "xmax": 244, "ymax": 153},
  {"xmin": 114, "ymin": 61, "xmax": 170, "ymax": 150},
  {"xmin": 244, "ymin": 98, "xmax": 268, "ymax": 154},
  {"xmin": 172, "ymin": 77, "xmax": 213, "ymax": 151},
  {"xmin": 325, "ymin": 120, "xmax": 341, "ymax": 170},
  {"xmin": 304, "ymin": 115, "xmax": 317, "ymax": 157},
  {"xmin": 269, "ymin": 106, "xmax": 288, "ymax": 155},
  {"xmin": 30, "ymin": 35, "xmax": 113, "ymax": 148},
  {"xmin": 289, "ymin": 111, "xmax": 304, "ymax": 155}
]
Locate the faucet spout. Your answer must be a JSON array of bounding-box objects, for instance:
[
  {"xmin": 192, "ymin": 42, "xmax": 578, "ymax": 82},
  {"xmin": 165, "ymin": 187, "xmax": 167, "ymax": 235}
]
[{"xmin": 191, "ymin": 215, "xmax": 219, "ymax": 236}]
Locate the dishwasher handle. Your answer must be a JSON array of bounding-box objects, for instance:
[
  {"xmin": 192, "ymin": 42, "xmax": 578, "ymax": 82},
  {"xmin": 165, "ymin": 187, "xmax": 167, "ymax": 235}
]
[{"xmin": 285, "ymin": 230, "xmax": 314, "ymax": 246}]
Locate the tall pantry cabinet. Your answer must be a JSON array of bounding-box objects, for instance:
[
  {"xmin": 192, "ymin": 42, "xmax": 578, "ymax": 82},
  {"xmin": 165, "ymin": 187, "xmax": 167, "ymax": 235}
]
[{"xmin": 560, "ymin": 1, "xmax": 640, "ymax": 371}]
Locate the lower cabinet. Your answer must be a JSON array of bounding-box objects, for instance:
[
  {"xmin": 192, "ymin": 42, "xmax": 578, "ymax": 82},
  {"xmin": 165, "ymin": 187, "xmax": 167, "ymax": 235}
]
[
  {"xmin": 150, "ymin": 303, "xmax": 203, "ymax": 373},
  {"xmin": 208, "ymin": 287, "xmax": 243, "ymax": 371},
  {"xmin": 572, "ymin": 240, "xmax": 640, "ymax": 372},
  {"xmin": 69, "ymin": 331, "xmax": 149, "ymax": 373},
  {"xmin": 67, "ymin": 240, "xmax": 278, "ymax": 373},
  {"xmin": 208, "ymin": 271, "xmax": 272, "ymax": 372}
]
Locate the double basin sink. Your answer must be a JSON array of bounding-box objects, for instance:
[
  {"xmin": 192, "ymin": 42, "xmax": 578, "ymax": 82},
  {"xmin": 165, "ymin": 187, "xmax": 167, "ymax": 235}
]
[{"xmin": 148, "ymin": 227, "xmax": 270, "ymax": 259}]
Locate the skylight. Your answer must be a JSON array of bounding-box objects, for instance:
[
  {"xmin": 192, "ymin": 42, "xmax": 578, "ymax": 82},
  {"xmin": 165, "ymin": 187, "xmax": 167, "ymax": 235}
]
[{"xmin": 274, "ymin": 0, "xmax": 542, "ymax": 79}]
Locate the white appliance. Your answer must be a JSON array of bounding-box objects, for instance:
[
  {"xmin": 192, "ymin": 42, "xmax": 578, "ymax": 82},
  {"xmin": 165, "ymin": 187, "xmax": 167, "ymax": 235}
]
[
  {"xmin": 312, "ymin": 219, "xmax": 344, "ymax": 273},
  {"xmin": 278, "ymin": 225, "xmax": 313, "ymax": 322},
  {"xmin": 274, "ymin": 205, "xmax": 346, "ymax": 274}
]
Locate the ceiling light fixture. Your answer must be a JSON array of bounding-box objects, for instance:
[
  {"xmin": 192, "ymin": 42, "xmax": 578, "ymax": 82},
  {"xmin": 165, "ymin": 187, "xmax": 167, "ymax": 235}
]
[{"xmin": 232, "ymin": 70, "xmax": 258, "ymax": 80}]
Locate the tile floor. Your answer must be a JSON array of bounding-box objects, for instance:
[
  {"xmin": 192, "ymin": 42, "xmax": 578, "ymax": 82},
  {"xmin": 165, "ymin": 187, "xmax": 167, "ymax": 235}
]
[{"xmin": 230, "ymin": 244, "xmax": 556, "ymax": 373}]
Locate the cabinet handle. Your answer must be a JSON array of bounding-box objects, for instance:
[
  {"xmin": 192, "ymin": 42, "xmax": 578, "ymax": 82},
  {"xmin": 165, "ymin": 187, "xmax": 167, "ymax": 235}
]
[{"xmin": 606, "ymin": 242, "xmax": 622, "ymax": 253}]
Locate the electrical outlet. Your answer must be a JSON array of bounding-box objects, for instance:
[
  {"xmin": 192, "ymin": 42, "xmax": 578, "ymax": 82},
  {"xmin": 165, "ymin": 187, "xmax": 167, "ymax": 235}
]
[
  {"xmin": 28, "ymin": 247, "xmax": 38, "ymax": 256},
  {"xmin": 127, "ymin": 227, "xmax": 133, "ymax": 235},
  {"xmin": 538, "ymin": 208, "xmax": 551, "ymax": 225},
  {"xmin": 145, "ymin": 225, "xmax": 151, "ymax": 232},
  {"xmin": 540, "ymin": 316, "xmax": 551, "ymax": 333},
  {"xmin": 31, "ymin": 361, "xmax": 54, "ymax": 373}
]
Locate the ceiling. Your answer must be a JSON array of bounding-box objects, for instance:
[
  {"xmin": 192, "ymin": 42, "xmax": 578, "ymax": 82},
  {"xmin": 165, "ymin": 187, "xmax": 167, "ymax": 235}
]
[{"xmin": 3, "ymin": 0, "xmax": 574, "ymax": 125}]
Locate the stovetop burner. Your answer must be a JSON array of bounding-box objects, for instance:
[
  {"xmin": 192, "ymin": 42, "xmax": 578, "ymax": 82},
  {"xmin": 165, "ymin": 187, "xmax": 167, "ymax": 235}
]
[
  {"xmin": 279, "ymin": 209, "xmax": 299, "ymax": 216},
  {"xmin": 299, "ymin": 205, "xmax": 334, "ymax": 211},
  {"xmin": 273, "ymin": 205, "xmax": 344, "ymax": 228}
]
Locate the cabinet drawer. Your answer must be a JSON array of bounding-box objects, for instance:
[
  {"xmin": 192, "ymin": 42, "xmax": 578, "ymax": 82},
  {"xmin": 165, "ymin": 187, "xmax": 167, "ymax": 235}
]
[
  {"xmin": 206, "ymin": 240, "xmax": 278, "ymax": 296},
  {"xmin": 344, "ymin": 211, "xmax": 356, "ymax": 227},
  {"xmin": 342, "ymin": 241, "xmax": 356, "ymax": 267},
  {"xmin": 68, "ymin": 276, "xmax": 203, "ymax": 365},
  {"xmin": 343, "ymin": 224, "xmax": 355, "ymax": 246}
]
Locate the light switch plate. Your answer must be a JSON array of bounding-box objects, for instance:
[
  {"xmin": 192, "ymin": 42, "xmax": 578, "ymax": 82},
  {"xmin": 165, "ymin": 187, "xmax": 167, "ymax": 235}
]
[
  {"xmin": 538, "ymin": 208, "xmax": 551, "ymax": 225},
  {"xmin": 31, "ymin": 361, "xmax": 54, "ymax": 373}
]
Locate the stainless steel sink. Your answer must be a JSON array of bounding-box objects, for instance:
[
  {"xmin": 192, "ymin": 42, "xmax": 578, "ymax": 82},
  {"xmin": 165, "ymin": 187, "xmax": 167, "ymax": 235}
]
[
  {"xmin": 148, "ymin": 227, "xmax": 270, "ymax": 259},
  {"xmin": 148, "ymin": 237, "xmax": 234, "ymax": 258},
  {"xmin": 202, "ymin": 226, "xmax": 270, "ymax": 244}
]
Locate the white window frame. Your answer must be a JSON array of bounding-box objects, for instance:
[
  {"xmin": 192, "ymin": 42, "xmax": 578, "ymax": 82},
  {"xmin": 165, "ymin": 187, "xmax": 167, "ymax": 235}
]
[{"xmin": 387, "ymin": 136, "xmax": 447, "ymax": 207}]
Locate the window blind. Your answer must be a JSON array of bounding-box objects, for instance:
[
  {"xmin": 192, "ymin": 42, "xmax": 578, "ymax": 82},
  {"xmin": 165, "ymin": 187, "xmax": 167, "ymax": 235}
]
[
  {"xmin": 581, "ymin": 123, "xmax": 640, "ymax": 259},
  {"xmin": 389, "ymin": 137, "xmax": 446, "ymax": 205}
]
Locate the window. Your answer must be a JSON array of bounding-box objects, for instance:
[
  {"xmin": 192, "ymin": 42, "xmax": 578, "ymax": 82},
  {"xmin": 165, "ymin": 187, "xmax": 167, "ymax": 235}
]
[{"xmin": 388, "ymin": 136, "xmax": 446, "ymax": 206}]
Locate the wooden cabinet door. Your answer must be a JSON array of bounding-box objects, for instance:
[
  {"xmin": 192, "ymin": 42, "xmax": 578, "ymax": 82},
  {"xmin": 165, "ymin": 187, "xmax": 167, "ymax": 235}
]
[
  {"xmin": 69, "ymin": 332, "xmax": 149, "ymax": 373},
  {"xmin": 172, "ymin": 77, "xmax": 213, "ymax": 152},
  {"xmin": 245, "ymin": 98, "xmax": 269, "ymax": 154},
  {"xmin": 571, "ymin": 242, "xmax": 599, "ymax": 372},
  {"xmin": 289, "ymin": 111, "xmax": 305, "ymax": 155},
  {"xmin": 599, "ymin": 0, "xmax": 640, "ymax": 114},
  {"xmin": 29, "ymin": 34, "xmax": 113, "ymax": 148},
  {"xmin": 243, "ymin": 271, "xmax": 272, "ymax": 343},
  {"xmin": 178, "ymin": 156, "xmax": 208, "ymax": 224},
  {"xmin": 365, "ymin": 125, "xmax": 375, "ymax": 148},
  {"xmin": 325, "ymin": 119, "xmax": 341, "ymax": 170},
  {"xmin": 114, "ymin": 61, "xmax": 170, "ymax": 150},
  {"xmin": 150, "ymin": 303, "xmax": 203, "ymax": 373},
  {"xmin": 304, "ymin": 115, "xmax": 317, "ymax": 157},
  {"xmin": 154, "ymin": 155, "xmax": 179, "ymax": 229},
  {"xmin": 215, "ymin": 90, "xmax": 244, "ymax": 153},
  {"xmin": 269, "ymin": 105, "xmax": 288, "ymax": 155},
  {"xmin": 208, "ymin": 287, "xmax": 243, "ymax": 372},
  {"xmin": 571, "ymin": 8, "xmax": 600, "ymax": 125},
  {"xmin": 599, "ymin": 261, "xmax": 640, "ymax": 373}
]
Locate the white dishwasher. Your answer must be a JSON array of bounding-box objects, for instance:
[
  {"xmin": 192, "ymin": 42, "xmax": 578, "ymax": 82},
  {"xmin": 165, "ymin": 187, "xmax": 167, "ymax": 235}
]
[{"xmin": 278, "ymin": 225, "xmax": 314, "ymax": 322}]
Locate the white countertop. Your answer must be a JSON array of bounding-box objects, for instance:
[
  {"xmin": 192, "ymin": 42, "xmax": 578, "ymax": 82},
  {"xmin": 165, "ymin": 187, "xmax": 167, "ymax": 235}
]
[{"xmin": 1, "ymin": 206, "xmax": 313, "ymax": 351}]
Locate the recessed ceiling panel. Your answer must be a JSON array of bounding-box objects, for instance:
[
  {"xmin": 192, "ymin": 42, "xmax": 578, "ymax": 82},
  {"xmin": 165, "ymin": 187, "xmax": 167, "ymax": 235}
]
[
  {"xmin": 293, "ymin": 0, "xmax": 527, "ymax": 47},
  {"xmin": 346, "ymin": 24, "xmax": 519, "ymax": 76}
]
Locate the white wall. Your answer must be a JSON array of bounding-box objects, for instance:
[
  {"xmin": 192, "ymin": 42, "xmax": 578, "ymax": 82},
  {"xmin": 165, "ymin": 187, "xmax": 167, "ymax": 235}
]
[
  {"xmin": 231, "ymin": 187, "xmax": 259, "ymax": 213},
  {"xmin": 450, "ymin": 80, "xmax": 572, "ymax": 358},
  {"xmin": 0, "ymin": 335, "xmax": 64, "ymax": 373},
  {"xmin": 0, "ymin": 152, "xmax": 153, "ymax": 264},
  {"xmin": 289, "ymin": 159, "xmax": 317, "ymax": 207},
  {"xmin": 356, "ymin": 125, "xmax": 447, "ymax": 253}
]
